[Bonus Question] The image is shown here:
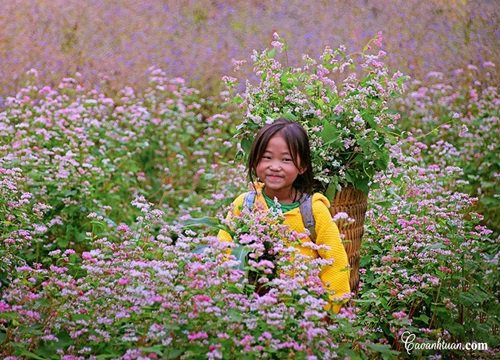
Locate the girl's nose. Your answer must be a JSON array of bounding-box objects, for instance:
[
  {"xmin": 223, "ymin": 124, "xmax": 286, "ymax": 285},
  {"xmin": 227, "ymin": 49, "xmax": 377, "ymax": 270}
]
[{"xmin": 269, "ymin": 161, "xmax": 281, "ymax": 171}]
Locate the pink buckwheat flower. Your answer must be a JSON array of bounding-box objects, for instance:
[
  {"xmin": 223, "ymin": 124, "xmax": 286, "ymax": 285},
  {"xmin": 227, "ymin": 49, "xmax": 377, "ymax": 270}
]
[{"xmin": 117, "ymin": 277, "xmax": 130, "ymax": 285}]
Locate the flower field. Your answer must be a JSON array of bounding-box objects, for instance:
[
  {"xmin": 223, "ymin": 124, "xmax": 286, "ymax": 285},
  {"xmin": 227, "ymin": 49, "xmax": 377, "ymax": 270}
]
[
  {"xmin": 0, "ymin": 2, "xmax": 499, "ymax": 359},
  {"xmin": 0, "ymin": 1, "xmax": 498, "ymax": 99}
]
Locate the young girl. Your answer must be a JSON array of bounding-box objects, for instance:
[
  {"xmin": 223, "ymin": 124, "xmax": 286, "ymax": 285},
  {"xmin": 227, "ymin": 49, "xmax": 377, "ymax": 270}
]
[{"xmin": 218, "ymin": 118, "xmax": 350, "ymax": 313}]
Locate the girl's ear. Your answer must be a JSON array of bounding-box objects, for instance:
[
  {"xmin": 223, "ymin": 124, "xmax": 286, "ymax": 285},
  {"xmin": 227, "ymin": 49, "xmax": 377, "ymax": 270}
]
[{"xmin": 298, "ymin": 166, "xmax": 307, "ymax": 175}]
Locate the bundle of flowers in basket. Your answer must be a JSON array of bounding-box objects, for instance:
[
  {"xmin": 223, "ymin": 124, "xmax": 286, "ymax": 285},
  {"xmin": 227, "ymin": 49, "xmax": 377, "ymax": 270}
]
[{"xmin": 224, "ymin": 32, "xmax": 407, "ymax": 292}]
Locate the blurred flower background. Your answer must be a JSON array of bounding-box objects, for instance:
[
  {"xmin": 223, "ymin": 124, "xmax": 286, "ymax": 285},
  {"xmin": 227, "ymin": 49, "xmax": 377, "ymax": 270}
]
[{"xmin": 0, "ymin": 0, "xmax": 497, "ymax": 98}]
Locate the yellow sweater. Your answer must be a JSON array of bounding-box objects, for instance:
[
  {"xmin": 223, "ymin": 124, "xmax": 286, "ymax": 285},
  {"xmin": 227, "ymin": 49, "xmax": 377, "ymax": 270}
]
[{"xmin": 218, "ymin": 187, "xmax": 351, "ymax": 313}]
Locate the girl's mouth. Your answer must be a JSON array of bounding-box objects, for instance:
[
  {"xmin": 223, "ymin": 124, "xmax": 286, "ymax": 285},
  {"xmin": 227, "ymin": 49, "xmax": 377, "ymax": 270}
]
[{"xmin": 267, "ymin": 175, "xmax": 282, "ymax": 181}]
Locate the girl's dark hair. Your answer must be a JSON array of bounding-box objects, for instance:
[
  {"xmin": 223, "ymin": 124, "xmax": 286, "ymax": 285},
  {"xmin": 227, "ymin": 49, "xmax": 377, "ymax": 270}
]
[{"xmin": 248, "ymin": 118, "xmax": 314, "ymax": 195}]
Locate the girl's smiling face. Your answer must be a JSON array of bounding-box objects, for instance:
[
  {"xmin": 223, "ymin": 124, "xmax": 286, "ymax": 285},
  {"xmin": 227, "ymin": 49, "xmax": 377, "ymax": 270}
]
[{"xmin": 255, "ymin": 133, "xmax": 305, "ymax": 203}]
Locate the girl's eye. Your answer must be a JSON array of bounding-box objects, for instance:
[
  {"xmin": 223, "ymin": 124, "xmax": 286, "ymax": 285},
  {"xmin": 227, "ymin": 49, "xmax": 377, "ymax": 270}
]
[
  {"xmin": 283, "ymin": 158, "xmax": 292, "ymax": 162},
  {"xmin": 262, "ymin": 155, "xmax": 272, "ymax": 160}
]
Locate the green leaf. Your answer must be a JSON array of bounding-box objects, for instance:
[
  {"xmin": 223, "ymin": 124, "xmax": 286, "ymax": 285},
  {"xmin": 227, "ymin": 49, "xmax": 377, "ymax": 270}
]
[
  {"xmin": 17, "ymin": 350, "xmax": 48, "ymax": 360},
  {"xmin": 96, "ymin": 354, "xmax": 122, "ymax": 360},
  {"xmin": 458, "ymin": 292, "xmax": 476, "ymax": 306},
  {"xmin": 71, "ymin": 313, "xmax": 91, "ymax": 321},
  {"xmin": 468, "ymin": 286, "xmax": 493, "ymax": 304},
  {"xmin": 233, "ymin": 95, "xmax": 243, "ymax": 105},
  {"xmin": 58, "ymin": 233, "xmax": 70, "ymax": 248},
  {"xmin": 231, "ymin": 245, "xmax": 250, "ymax": 271},
  {"xmin": 240, "ymin": 138, "xmax": 252, "ymax": 154},
  {"xmin": 340, "ymin": 347, "xmax": 364, "ymax": 359},
  {"xmin": 182, "ymin": 216, "xmax": 229, "ymax": 234},
  {"xmin": 267, "ymin": 48, "xmax": 276, "ymax": 58},
  {"xmin": 55, "ymin": 330, "xmax": 72, "ymax": 347},
  {"xmin": 325, "ymin": 180, "xmax": 338, "ymax": 200},
  {"xmin": 33, "ymin": 298, "xmax": 50, "ymax": 310},
  {"xmin": 305, "ymin": 84, "xmax": 317, "ymax": 96},
  {"xmin": 354, "ymin": 175, "xmax": 370, "ymax": 194},
  {"xmin": 321, "ymin": 120, "xmax": 338, "ymax": 142},
  {"xmin": 227, "ymin": 309, "xmax": 243, "ymax": 322},
  {"xmin": 314, "ymin": 98, "xmax": 325, "ymax": 108},
  {"xmin": 375, "ymin": 149, "xmax": 389, "ymax": 170},
  {"xmin": 414, "ymin": 313, "xmax": 430, "ymax": 324},
  {"xmin": 396, "ymin": 75, "xmax": 409, "ymax": 89},
  {"xmin": 280, "ymin": 72, "xmax": 291, "ymax": 87},
  {"xmin": 37, "ymin": 342, "xmax": 62, "ymax": 358},
  {"xmin": 366, "ymin": 343, "xmax": 400, "ymax": 358},
  {"xmin": 282, "ymin": 111, "xmax": 297, "ymax": 121},
  {"xmin": 344, "ymin": 170, "xmax": 354, "ymax": 184},
  {"xmin": 139, "ymin": 345, "xmax": 164, "ymax": 355},
  {"xmin": 183, "ymin": 216, "xmax": 220, "ymax": 228},
  {"xmin": 0, "ymin": 312, "xmax": 18, "ymax": 320},
  {"xmin": 164, "ymin": 348, "xmax": 185, "ymax": 359},
  {"xmin": 480, "ymin": 196, "xmax": 500, "ymax": 207},
  {"xmin": 364, "ymin": 114, "xmax": 379, "ymax": 130},
  {"xmin": 90, "ymin": 220, "xmax": 105, "ymax": 228}
]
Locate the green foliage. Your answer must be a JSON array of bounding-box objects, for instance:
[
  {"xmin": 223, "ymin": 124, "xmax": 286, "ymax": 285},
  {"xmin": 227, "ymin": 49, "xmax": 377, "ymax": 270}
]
[{"xmin": 229, "ymin": 33, "xmax": 408, "ymax": 194}]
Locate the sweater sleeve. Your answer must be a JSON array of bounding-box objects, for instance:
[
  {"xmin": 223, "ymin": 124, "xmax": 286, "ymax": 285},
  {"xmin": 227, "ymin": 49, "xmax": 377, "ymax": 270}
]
[{"xmin": 312, "ymin": 193, "xmax": 351, "ymax": 313}]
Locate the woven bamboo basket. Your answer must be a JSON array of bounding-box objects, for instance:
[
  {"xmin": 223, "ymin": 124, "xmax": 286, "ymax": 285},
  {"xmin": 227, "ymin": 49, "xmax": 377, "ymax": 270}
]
[{"xmin": 329, "ymin": 186, "xmax": 368, "ymax": 293}]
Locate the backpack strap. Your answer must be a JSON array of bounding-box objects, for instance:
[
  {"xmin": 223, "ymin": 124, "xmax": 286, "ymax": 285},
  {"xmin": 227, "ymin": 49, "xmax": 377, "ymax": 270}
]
[
  {"xmin": 243, "ymin": 190, "xmax": 257, "ymax": 212},
  {"xmin": 299, "ymin": 194, "xmax": 316, "ymax": 243}
]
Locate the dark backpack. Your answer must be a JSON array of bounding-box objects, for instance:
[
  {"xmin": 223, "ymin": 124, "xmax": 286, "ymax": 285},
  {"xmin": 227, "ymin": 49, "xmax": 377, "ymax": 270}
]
[{"xmin": 242, "ymin": 191, "xmax": 317, "ymax": 243}]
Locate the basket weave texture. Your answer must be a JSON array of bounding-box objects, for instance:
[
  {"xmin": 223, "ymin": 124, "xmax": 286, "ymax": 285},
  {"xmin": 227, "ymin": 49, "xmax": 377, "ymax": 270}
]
[{"xmin": 329, "ymin": 187, "xmax": 368, "ymax": 293}]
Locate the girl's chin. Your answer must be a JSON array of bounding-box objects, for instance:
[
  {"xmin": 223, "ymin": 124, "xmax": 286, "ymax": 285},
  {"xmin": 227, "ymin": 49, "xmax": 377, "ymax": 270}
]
[
  {"xmin": 264, "ymin": 180, "xmax": 283, "ymax": 188},
  {"xmin": 263, "ymin": 183, "xmax": 290, "ymax": 195},
  {"xmin": 265, "ymin": 176, "xmax": 283, "ymax": 184}
]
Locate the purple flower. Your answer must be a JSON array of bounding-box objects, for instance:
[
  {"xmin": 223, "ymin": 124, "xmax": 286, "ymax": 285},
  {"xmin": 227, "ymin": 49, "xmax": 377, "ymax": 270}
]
[
  {"xmin": 117, "ymin": 277, "xmax": 130, "ymax": 285},
  {"xmin": 117, "ymin": 223, "xmax": 130, "ymax": 232},
  {"xmin": 392, "ymin": 310, "xmax": 408, "ymax": 320},
  {"xmin": 188, "ymin": 331, "xmax": 209, "ymax": 341}
]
